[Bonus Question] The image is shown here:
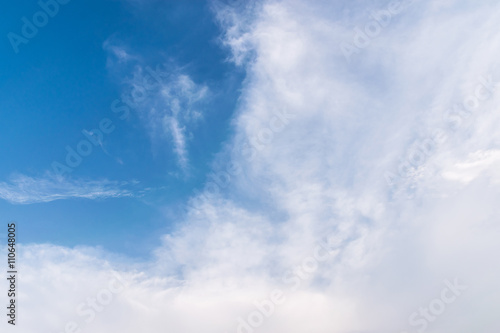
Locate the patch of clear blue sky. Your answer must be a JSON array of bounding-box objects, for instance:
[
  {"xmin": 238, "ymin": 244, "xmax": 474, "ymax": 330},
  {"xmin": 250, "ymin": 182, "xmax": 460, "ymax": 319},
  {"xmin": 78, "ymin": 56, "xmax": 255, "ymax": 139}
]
[{"xmin": 0, "ymin": 0, "xmax": 244, "ymax": 258}]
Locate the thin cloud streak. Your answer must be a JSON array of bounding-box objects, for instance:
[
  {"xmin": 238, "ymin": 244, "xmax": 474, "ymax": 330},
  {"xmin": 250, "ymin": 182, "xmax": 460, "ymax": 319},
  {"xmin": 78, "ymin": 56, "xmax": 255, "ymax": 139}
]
[{"xmin": 0, "ymin": 174, "xmax": 135, "ymax": 204}]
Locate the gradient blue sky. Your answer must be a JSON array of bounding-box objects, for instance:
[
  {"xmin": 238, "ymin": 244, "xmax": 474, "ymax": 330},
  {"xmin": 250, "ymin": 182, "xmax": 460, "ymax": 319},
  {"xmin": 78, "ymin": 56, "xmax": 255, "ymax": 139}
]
[{"xmin": 1, "ymin": 0, "xmax": 244, "ymax": 257}]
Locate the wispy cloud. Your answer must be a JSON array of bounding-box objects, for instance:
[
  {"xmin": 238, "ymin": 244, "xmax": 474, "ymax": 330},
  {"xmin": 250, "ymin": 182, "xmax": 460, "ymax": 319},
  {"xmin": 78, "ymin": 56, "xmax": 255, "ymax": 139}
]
[
  {"xmin": 103, "ymin": 38, "xmax": 137, "ymax": 67},
  {"xmin": 166, "ymin": 116, "xmax": 189, "ymax": 170},
  {"xmin": 104, "ymin": 42, "xmax": 210, "ymax": 172},
  {"xmin": 0, "ymin": 173, "xmax": 136, "ymax": 204},
  {"xmin": 140, "ymin": 70, "xmax": 209, "ymax": 171},
  {"xmin": 442, "ymin": 149, "xmax": 500, "ymax": 184}
]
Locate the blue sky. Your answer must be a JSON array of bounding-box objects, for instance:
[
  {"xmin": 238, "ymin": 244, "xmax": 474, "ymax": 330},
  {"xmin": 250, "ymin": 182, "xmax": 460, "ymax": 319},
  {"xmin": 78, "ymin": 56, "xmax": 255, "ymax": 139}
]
[
  {"xmin": 2, "ymin": 0, "xmax": 500, "ymax": 332},
  {"xmin": 0, "ymin": 0, "xmax": 244, "ymax": 257}
]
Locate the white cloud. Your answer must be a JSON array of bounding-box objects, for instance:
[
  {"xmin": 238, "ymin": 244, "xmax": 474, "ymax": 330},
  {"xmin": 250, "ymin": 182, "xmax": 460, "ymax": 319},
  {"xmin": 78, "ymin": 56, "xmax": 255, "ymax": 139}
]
[
  {"xmin": 166, "ymin": 116, "xmax": 189, "ymax": 170},
  {"xmin": 442, "ymin": 149, "xmax": 500, "ymax": 184},
  {"xmin": 103, "ymin": 38, "xmax": 137, "ymax": 67},
  {"xmin": 103, "ymin": 37, "xmax": 211, "ymax": 172},
  {"xmin": 119, "ymin": 63, "xmax": 210, "ymax": 171},
  {"xmin": 0, "ymin": 174, "xmax": 135, "ymax": 204},
  {"xmin": 8, "ymin": 0, "xmax": 500, "ymax": 332}
]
